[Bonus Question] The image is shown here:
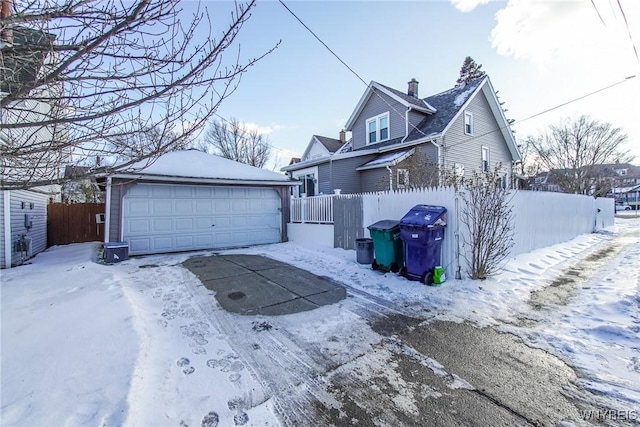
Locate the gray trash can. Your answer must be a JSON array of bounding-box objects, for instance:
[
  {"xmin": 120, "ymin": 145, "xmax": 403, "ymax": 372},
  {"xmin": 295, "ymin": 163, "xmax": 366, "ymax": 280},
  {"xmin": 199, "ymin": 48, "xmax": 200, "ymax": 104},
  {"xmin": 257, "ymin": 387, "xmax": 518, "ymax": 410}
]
[
  {"xmin": 355, "ymin": 238, "xmax": 374, "ymax": 264},
  {"xmin": 105, "ymin": 242, "xmax": 129, "ymax": 263}
]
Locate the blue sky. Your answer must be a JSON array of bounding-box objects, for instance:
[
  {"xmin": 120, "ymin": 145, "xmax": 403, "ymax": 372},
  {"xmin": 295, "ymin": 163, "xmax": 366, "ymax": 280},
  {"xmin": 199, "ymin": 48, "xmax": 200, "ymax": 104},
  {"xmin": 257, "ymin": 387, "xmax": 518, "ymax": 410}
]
[{"xmin": 184, "ymin": 0, "xmax": 640, "ymax": 168}]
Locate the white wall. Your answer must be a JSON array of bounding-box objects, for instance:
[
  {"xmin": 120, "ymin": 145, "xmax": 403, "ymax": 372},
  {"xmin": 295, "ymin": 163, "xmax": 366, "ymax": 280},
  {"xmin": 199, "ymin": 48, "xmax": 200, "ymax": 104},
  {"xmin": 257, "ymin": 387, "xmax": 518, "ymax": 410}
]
[{"xmin": 287, "ymin": 223, "xmax": 334, "ymax": 247}]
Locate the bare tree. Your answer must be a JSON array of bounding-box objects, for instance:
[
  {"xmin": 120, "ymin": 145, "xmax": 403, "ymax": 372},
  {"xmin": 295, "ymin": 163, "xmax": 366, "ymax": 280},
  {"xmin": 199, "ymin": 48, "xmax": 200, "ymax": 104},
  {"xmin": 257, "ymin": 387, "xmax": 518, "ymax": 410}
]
[
  {"xmin": 526, "ymin": 115, "xmax": 632, "ymax": 194},
  {"xmin": 198, "ymin": 117, "xmax": 271, "ymax": 168},
  {"xmin": 1, "ymin": 0, "xmax": 277, "ymax": 189},
  {"xmin": 460, "ymin": 168, "xmax": 514, "ymax": 280}
]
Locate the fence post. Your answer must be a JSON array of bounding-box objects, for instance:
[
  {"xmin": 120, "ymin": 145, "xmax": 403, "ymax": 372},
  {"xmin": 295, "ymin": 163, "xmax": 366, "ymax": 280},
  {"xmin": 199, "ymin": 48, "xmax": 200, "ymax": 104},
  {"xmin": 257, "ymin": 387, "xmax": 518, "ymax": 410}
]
[{"xmin": 301, "ymin": 193, "xmax": 306, "ymax": 224}]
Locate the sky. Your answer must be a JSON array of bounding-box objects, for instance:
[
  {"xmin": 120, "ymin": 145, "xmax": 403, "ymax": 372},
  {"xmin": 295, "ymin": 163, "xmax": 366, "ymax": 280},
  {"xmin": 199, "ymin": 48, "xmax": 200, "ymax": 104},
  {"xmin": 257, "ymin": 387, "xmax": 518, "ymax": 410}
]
[{"xmin": 184, "ymin": 0, "xmax": 640, "ymax": 170}]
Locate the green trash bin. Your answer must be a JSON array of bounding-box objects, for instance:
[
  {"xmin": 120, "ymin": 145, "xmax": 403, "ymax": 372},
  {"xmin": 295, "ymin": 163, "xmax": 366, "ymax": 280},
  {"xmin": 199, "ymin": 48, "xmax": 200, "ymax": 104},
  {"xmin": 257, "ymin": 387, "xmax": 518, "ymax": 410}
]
[{"xmin": 367, "ymin": 219, "xmax": 403, "ymax": 273}]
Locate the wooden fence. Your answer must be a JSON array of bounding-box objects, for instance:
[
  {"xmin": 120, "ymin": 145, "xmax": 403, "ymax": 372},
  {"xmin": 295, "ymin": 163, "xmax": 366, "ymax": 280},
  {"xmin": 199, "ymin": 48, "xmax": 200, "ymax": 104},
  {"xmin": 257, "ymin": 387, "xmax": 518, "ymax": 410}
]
[{"xmin": 47, "ymin": 203, "xmax": 105, "ymax": 246}]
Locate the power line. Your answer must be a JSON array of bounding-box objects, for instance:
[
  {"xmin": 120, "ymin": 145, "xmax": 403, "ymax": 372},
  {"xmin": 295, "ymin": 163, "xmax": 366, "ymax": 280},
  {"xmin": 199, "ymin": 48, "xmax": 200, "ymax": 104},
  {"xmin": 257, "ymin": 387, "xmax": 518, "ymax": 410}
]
[{"xmin": 615, "ymin": 0, "xmax": 639, "ymax": 63}]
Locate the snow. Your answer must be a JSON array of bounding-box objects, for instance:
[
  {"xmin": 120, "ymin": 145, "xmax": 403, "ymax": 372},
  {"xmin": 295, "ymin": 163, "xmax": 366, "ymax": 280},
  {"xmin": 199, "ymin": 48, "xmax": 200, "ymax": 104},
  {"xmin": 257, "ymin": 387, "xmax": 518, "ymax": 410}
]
[
  {"xmin": 358, "ymin": 149, "xmax": 413, "ymax": 169},
  {"xmin": 453, "ymin": 86, "xmax": 476, "ymax": 107},
  {"xmin": 123, "ymin": 149, "xmax": 292, "ymax": 182},
  {"xmin": 1, "ymin": 218, "xmax": 638, "ymax": 425}
]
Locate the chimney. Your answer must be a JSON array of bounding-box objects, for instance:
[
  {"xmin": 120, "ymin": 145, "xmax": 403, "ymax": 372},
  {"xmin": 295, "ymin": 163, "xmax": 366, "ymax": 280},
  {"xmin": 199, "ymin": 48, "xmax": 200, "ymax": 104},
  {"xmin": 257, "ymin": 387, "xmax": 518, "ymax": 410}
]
[
  {"xmin": 1, "ymin": 0, "xmax": 13, "ymax": 46},
  {"xmin": 407, "ymin": 78, "xmax": 419, "ymax": 98},
  {"xmin": 339, "ymin": 129, "xmax": 346, "ymax": 143}
]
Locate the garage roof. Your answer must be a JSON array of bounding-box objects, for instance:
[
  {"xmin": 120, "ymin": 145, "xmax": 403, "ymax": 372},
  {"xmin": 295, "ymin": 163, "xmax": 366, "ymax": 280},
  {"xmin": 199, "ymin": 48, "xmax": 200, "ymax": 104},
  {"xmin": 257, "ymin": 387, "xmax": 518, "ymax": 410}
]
[{"xmin": 111, "ymin": 150, "xmax": 297, "ymax": 186}]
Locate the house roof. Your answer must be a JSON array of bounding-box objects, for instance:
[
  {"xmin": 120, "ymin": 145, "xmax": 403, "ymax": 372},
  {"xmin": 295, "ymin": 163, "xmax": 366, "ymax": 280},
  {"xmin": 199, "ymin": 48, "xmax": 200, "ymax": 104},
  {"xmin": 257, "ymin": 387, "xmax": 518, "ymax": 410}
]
[
  {"xmin": 110, "ymin": 150, "xmax": 297, "ymax": 186},
  {"xmin": 314, "ymin": 135, "xmax": 343, "ymax": 153},
  {"xmin": 344, "ymin": 81, "xmax": 437, "ymax": 131},
  {"xmin": 356, "ymin": 148, "xmax": 415, "ymax": 171},
  {"xmin": 404, "ymin": 77, "xmax": 486, "ymax": 142}
]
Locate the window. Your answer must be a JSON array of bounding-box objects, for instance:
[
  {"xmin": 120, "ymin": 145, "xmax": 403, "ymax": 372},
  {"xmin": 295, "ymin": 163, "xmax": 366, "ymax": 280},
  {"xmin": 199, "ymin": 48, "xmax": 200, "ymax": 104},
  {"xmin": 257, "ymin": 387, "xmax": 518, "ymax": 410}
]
[
  {"xmin": 464, "ymin": 111, "xmax": 473, "ymax": 135},
  {"xmin": 366, "ymin": 112, "xmax": 390, "ymax": 144},
  {"xmin": 397, "ymin": 168, "xmax": 409, "ymax": 189},
  {"xmin": 481, "ymin": 146, "xmax": 489, "ymax": 172}
]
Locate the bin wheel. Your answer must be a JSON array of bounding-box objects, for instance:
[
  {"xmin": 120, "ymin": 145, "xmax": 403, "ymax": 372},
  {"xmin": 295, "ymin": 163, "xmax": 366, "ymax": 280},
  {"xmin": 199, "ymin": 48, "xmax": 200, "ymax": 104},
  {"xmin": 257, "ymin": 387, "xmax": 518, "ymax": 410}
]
[
  {"xmin": 399, "ymin": 266, "xmax": 406, "ymax": 277},
  {"xmin": 423, "ymin": 272, "xmax": 433, "ymax": 286},
  {"xmin": 390, "ymin": 262, "xmax": 399, "ymax": 273},
  {"xmin": 371, "ymin": 259, "xmax": 378, "ymax": 270}
]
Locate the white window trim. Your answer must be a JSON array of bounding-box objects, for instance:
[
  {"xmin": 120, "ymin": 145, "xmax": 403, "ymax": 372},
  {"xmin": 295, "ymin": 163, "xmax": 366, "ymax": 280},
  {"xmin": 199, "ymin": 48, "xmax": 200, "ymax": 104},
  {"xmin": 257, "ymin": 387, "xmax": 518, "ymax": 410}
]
[
  {"xmin": 481, "ymin": 146, "xmax": 490, "ymax": 173},
  {"xmin": 397, "ymin": 168, "xmax": 409, "ymax": 189},
  {"xmin": 291, "ymin": 166, "xmax": 318, "ymax": 197},
  {"xmin": 464, "ymin": 111, "xmax": 473, "ymax": 136},
  {"xmin": 366, "ymin": 112, "xmax": 390, "ymax": 145}
]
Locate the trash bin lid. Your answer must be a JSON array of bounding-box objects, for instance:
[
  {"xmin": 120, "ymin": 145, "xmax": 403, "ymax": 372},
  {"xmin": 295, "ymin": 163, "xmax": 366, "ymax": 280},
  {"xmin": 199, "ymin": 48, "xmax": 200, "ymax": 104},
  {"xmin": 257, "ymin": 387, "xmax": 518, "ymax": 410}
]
[
  {"xmin": 367, "ymin": 219, "xmax": 400, "ymax": 231},
  {"xmin": 399, "ymin": 205, "xmax": 447, "ymax": 227}
]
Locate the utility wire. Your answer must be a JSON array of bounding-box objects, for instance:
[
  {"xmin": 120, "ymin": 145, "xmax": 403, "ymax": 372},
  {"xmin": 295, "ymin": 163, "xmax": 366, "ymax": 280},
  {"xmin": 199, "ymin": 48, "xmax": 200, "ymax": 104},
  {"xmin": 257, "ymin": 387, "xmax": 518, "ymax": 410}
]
[{"xmin": 615, "ymin": 0, "xmax": 639, "ymax": 62}]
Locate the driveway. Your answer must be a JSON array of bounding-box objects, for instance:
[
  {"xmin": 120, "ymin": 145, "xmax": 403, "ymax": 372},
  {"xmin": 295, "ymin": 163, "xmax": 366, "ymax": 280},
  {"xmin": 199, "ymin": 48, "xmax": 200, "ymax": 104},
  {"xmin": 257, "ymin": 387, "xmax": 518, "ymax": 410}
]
[{"xmin": 178, "ymin": 254, "xmax": 614, "ymax": 426}]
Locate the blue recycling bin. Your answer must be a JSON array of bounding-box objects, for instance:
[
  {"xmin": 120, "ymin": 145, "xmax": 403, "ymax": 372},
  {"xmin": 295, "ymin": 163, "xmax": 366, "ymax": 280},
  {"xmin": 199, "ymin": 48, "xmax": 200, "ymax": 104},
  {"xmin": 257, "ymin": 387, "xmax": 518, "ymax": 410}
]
[{"xmin": 399, "ymin": 205, "xmax": 447, "ymax": 284}]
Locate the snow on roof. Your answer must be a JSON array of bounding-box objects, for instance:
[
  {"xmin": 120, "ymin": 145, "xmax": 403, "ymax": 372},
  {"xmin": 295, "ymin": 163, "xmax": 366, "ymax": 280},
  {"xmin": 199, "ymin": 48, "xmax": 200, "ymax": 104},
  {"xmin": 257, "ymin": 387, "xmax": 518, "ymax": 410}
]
[
  {"xmin": 453, "ymin": 86, "xmax": 477, "ymax": 108},
  {"xmin": 356, "ymin": 148, "xmax": 414, "ymax": 170},
  {"xmin": 120, "ymin": 150, "xmax": 293, "ymax": 183}
]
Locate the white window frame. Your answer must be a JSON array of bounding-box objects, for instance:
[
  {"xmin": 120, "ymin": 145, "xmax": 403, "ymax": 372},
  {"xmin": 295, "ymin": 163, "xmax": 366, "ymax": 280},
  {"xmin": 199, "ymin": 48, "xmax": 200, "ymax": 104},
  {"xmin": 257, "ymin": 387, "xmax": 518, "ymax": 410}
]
[
  {"xmin": 397, "ymin": 168, "xmax": 409, "ymax": 189},
  {"xmin": 366, "ymin": 112, "xmax": 390, "ymax": 145},
  {"xmin": 464, "ymin": 111, "xmax": 473, "ymax": 136},
  {"xmin": 481, "ymin": 146, "xmax": 490, "ymax": 173}
]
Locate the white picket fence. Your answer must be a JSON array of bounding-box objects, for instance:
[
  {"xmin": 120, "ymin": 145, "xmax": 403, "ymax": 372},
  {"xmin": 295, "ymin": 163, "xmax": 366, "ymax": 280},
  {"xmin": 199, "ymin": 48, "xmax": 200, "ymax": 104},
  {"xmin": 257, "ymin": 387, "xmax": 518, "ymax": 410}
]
[{"xmin": 289, "ymin": 189, "xmax": 615, "ymax": 280}]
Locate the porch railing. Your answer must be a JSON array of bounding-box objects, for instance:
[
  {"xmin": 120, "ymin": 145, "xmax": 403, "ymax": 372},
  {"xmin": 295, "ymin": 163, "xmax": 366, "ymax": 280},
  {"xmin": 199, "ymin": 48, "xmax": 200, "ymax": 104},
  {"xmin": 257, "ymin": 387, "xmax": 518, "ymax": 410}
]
[{"xmin": 290, "ymin": 195, "xmax": 334, "ymax": 224}]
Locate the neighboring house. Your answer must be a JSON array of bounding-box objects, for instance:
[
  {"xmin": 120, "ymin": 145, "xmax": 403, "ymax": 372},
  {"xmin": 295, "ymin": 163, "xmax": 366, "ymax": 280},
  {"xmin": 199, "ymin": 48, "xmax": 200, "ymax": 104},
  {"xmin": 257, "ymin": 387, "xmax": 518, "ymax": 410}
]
[
  {"xmin": 0, "ymin": 188, "xmax": 54, "ymax": 268},
  {"xmin": 1, "ymin": 20, "xmax": 64, "ymax": 268},
  {"xmin": 289, "ymin": 134, "xmax": 345, "ymax": 196},
  {"xmin": 101, "ymin": 150, "xmax": 298, "ymax": 256},
  {"xmin": 282, "ymin": 76, "xmax": 521, "ymax": 193},
  {"xmin": 529, "ymin": 163, "xmax": 640, "ymax": 199},
  {"xmin": 61, "ymin": 165, "xmax": 104, "ymax": 203}
]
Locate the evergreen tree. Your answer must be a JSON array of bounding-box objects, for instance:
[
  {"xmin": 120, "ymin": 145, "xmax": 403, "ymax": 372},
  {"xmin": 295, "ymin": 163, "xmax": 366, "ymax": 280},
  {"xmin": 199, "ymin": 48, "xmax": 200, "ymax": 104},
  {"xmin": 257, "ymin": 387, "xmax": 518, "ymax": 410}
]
[{"xmin": 456, "ymin": 56, "xmax": 486, "ymax": 87}]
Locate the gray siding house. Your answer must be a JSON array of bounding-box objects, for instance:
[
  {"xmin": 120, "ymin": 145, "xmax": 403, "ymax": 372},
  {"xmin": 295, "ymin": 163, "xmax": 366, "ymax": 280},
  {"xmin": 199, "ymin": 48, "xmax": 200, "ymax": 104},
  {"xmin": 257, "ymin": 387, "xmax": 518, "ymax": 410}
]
[
  {"xmin": 283, "ymin": 76, "xmax": 521, "ymax": 193},
  {"xmin": 1, "ymin": 188, "xmax": 54, "ymax": 268}
]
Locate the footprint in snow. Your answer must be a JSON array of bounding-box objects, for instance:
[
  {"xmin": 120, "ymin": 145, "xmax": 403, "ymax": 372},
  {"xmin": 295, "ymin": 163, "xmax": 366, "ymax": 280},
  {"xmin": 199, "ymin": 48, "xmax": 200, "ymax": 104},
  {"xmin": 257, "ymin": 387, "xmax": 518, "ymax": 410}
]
[
  {"xmin": 201, "ymin": 411, "xmax": 219, "ymax": 427},
  {"xmin": 176, "ymin": 357, "xmax": 190, "ymax": 367},
  {"xmin": 233, "ymin": 411, "xmax": 249, "ymax": 426},
  {"xmin": 227, "ymin": 396, "xmax": 245, "ymax": 411},
  {"xmin": 183, "ymin": 366, "xmax": 195, "ymax": 375},
  {"xmin": 228, "ymin": 373, "xmax": 241, "ymax": 383}
]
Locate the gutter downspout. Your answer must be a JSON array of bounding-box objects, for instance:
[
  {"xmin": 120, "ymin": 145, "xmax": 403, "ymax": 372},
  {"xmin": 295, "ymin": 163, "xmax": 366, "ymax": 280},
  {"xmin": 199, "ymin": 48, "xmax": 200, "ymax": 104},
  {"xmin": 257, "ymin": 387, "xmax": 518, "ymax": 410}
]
[
  {"xmin": 386, "ymin": 165, "xmax": 393, "ymax": 191},
  {"xmin": 401, "ymin": 107, "xmax": 413, "ymax": 143},
  {"xmin": 3, "ymin": 190, "xmax": 11, "ymax": 268},
  {"xmin": 104, "ymin": 177, "xmax": 112, "ymax": 243}
]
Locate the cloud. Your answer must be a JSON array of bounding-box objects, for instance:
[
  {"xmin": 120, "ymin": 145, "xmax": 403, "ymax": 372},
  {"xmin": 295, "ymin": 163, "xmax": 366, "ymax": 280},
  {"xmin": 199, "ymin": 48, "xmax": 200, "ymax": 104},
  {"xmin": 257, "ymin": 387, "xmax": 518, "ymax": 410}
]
[
  {"xmin": 489, "ymin": 0, "xmax": 639, "ymax": 70},
  {"xmin": 243, "ymin": 122, "xmax": 285, "ymax": 135},
  {"xmin": 450, "ymin": 0, "xmax": 490, "ymax": 13}
]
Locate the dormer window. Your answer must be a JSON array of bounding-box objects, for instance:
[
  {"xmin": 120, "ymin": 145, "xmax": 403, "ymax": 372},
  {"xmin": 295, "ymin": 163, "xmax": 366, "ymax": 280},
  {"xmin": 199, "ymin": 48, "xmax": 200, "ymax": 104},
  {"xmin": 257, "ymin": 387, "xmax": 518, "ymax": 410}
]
[
  {"xmin": 464, "ymin": 111, "xmax": 473, "ymax": 135},
  {"xmin": 366, "ymin": 112, "xmax": 389, "ymax": 144}
]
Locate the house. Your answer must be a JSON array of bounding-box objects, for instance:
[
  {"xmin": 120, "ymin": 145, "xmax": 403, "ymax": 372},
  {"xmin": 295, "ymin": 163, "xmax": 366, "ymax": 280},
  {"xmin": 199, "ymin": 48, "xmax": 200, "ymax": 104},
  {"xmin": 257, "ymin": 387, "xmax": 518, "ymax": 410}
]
[
  {"xmin": 1, "ymin": 16, "xmax": 63, "ymax": 268},
  {"xmin": 282, "ymin": 76, "xmax": 521, "ymax": 193},
  {"xmin": 289, "ymin": 134, "xmax": 345, "ymax": 196},
  {"xmin": 102, "ymin": 150, "xmax": 299, "ymax": 256},
  {"xmin": 529, "ymin": 163, "xmax": 640, "ymax": 200}
]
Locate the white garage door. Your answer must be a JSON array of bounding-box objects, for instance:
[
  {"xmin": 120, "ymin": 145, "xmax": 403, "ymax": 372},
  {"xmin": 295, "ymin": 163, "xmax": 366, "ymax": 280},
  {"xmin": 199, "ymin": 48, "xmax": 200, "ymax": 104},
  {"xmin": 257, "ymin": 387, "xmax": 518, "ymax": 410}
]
[{"xmin": 122, "ymin": 183, "xmax": 281, "ymax": 255}]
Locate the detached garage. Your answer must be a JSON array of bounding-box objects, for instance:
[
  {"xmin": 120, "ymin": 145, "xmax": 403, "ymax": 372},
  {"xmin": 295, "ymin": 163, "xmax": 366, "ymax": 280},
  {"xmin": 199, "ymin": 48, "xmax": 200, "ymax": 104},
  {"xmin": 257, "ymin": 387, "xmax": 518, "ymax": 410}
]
[{"xmin": 104, "ymin": 150, "xmax": 298, "ymax": 256}]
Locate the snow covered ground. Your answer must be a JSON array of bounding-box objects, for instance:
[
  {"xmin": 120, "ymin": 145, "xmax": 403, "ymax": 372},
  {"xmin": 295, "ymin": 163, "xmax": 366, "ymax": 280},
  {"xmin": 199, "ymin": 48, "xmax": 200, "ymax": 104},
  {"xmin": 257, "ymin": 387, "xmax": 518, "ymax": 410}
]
[{"xmin": 1, "ymin": 218, "xmax": 638, "ymax": 426}]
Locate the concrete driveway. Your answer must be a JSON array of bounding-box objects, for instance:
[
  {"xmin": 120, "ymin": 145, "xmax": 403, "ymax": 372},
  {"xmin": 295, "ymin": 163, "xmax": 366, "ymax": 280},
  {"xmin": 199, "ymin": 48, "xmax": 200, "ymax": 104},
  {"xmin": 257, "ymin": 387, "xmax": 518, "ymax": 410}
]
[
  {"xmin": 178, "ymin": 253, "xmax": 612, "ymax": 426},
  {"xmin": 183, "ymin": 254, "xmax": 346, "ymax": 316}
]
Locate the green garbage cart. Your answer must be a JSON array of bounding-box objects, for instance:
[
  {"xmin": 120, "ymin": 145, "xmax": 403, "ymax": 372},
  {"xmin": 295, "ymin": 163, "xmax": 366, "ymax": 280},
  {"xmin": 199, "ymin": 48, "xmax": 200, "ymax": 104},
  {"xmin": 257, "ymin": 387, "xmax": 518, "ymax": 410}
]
[{"xmin": 367, "ymin": 219, "xmax": 403, "ymax": 273}]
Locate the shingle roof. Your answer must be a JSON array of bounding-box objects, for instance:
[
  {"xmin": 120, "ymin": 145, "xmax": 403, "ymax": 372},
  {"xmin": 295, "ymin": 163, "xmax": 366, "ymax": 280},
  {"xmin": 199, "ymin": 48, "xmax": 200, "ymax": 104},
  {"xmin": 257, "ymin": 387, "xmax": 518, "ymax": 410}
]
[
  {"xmin": 376, "ymin": 83, "xmax": 436, "ymax": 111},
  {"xmin": 405, "ymin": 77, "xmax": 485, "ymax": 142},
  {"xmin": 314, "ymin": 135, "xmax": 343, "ymax": 153}
]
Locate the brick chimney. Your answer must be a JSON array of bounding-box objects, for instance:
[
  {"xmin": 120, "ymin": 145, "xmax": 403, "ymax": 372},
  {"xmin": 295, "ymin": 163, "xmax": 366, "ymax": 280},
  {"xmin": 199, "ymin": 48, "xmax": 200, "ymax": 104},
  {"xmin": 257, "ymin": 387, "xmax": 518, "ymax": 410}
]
[
  {"xmin": 339, "ymin": 129, "xmax": 346, "ymax": 143},
  {"xmin": 407, "ymin": 78, "xmax": 419, "ymax": 98},
  {"xmin": 1, "ymin": 0, "xmax": 13, "ymax": 46}
]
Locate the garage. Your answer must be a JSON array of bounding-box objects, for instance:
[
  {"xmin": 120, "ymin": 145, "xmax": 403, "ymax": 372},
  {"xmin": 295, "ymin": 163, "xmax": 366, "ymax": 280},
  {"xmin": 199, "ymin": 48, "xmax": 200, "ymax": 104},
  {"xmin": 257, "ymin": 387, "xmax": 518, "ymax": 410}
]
[
  {"xmin": 103, "ymin": 150, "xmax": 297, "ymax": 256},
  {"xmin": 123, "ymin": 183, "xmax": 282, "ymax": 255}
]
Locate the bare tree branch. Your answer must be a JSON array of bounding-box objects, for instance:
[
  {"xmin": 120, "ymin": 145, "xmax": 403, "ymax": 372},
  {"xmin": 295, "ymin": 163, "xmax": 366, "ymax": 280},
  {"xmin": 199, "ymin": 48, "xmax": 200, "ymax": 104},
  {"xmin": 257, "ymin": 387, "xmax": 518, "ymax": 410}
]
[
  {"xmin": 1, "ymin": 0, "xmax": 279, "ymax": 189},
  {"xmin": 197, "ymin": 117, "xmax": 272, "ymax": 168}
]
